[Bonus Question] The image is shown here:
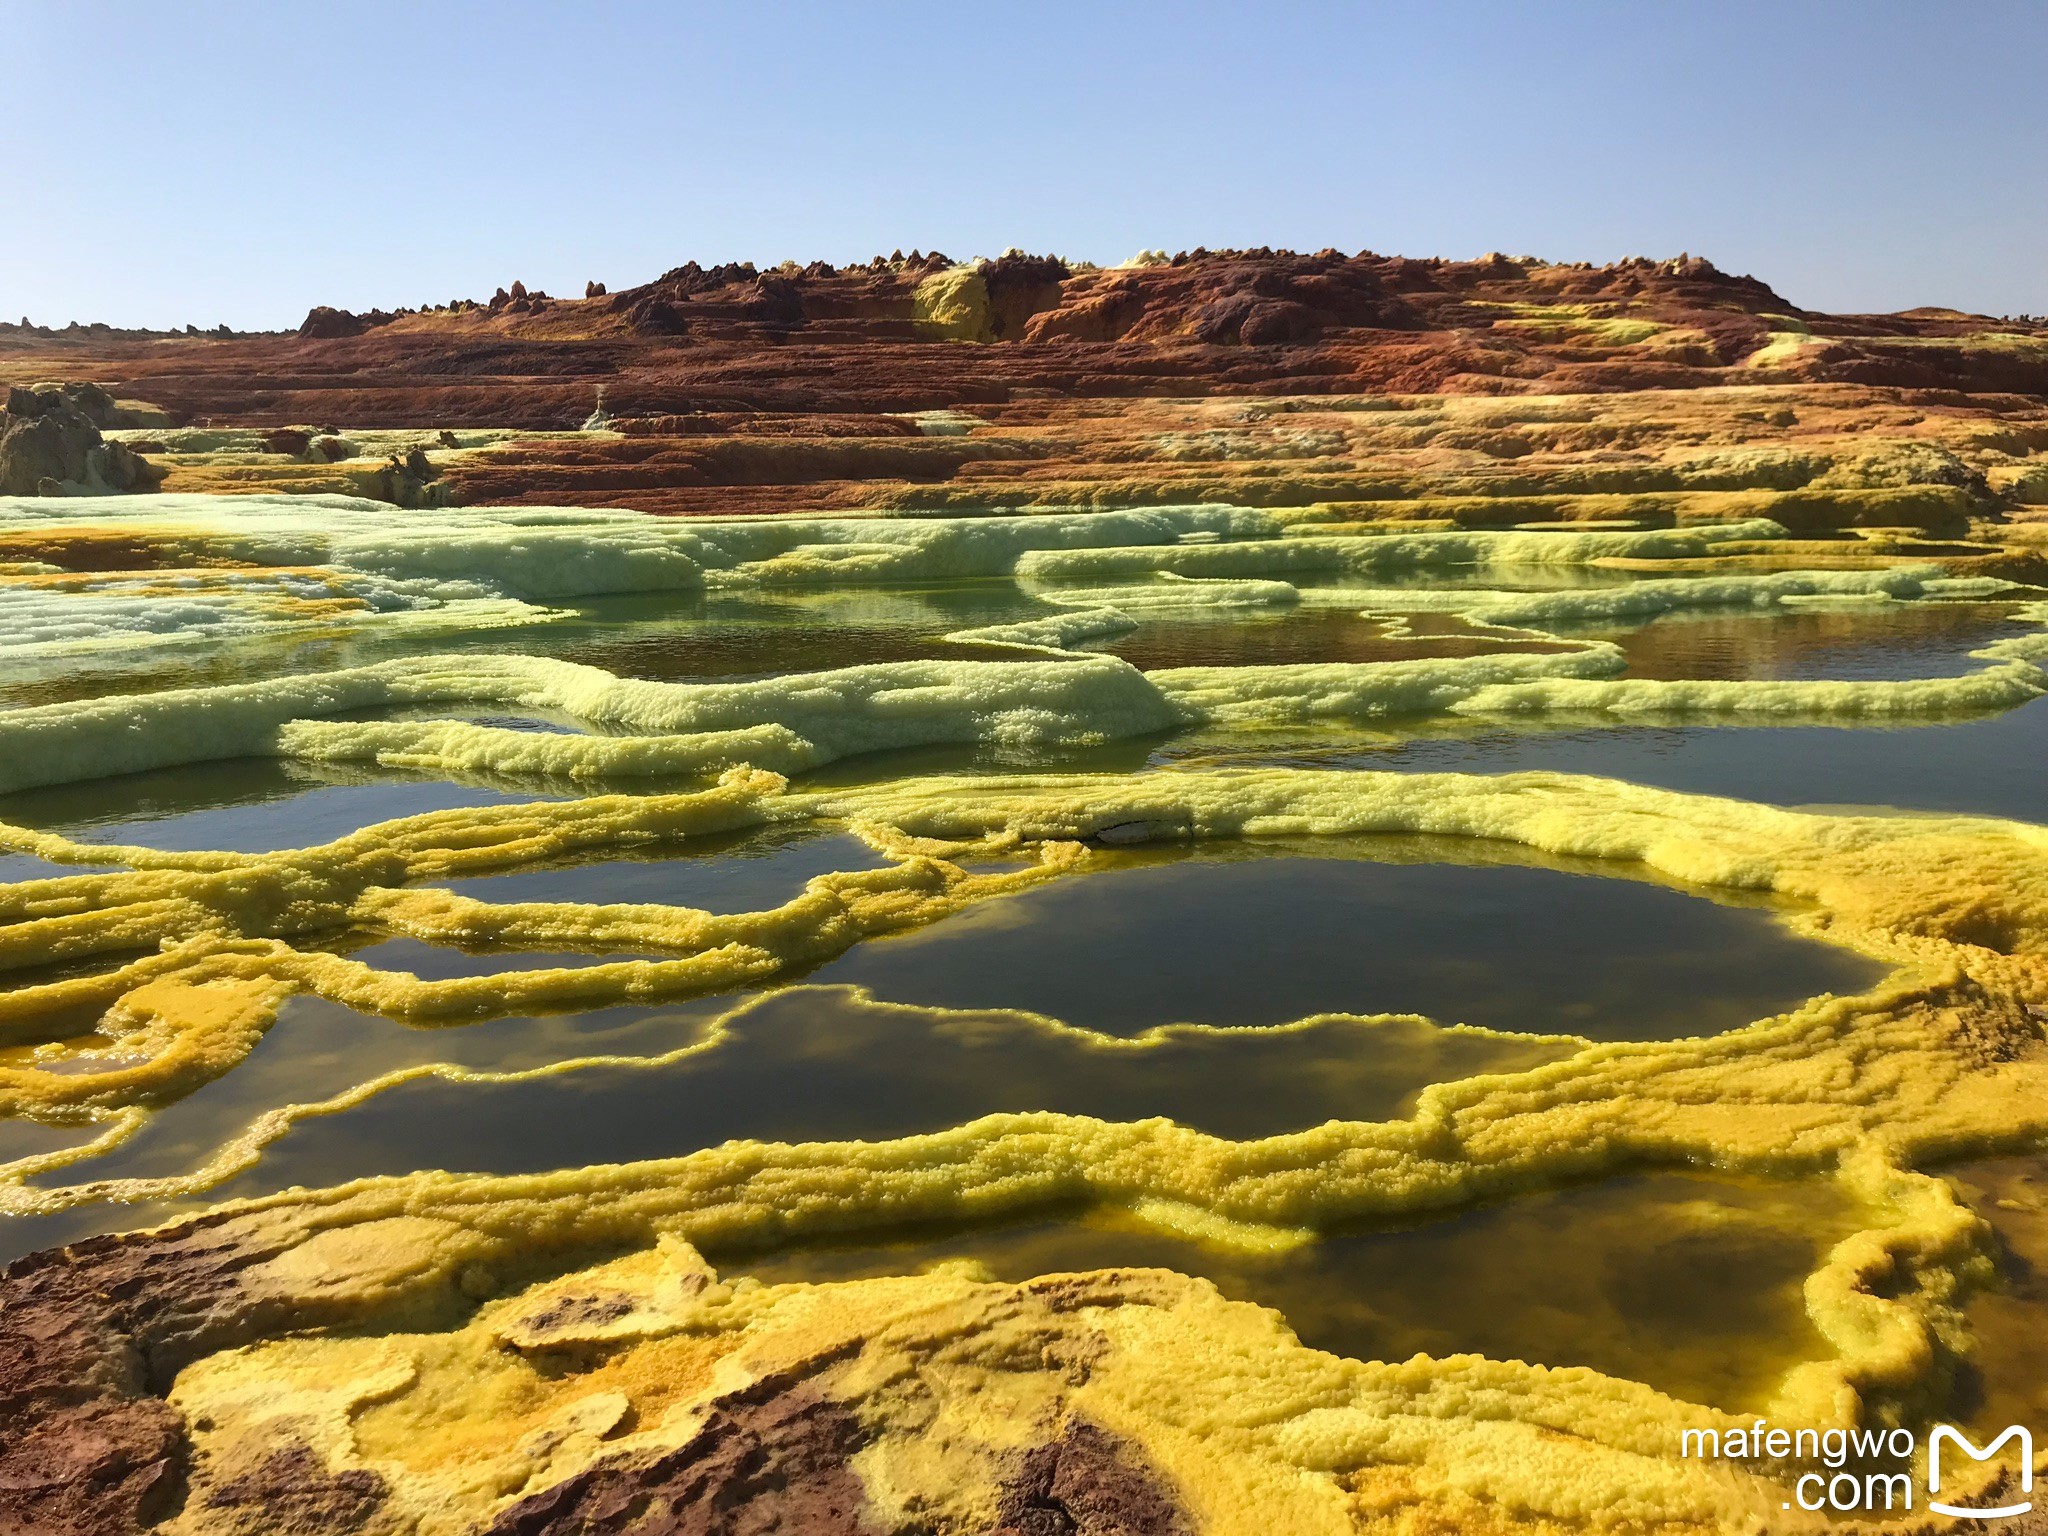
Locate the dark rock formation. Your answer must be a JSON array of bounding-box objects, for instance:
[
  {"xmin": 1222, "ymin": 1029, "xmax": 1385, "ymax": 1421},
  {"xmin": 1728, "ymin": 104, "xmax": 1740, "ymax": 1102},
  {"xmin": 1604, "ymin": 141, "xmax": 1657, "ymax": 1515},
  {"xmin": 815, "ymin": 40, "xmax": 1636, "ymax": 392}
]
[
  {"xmin": 0, "ymin": 385, "xmax": 164, "ymax": 496},
  {"xmin": 484, "ymin": 1370, "xmax": 877, "ymax": 1536},
  {"xmin": 195, "ymin": 1445, "xmax": 389, "ymax": 1535},
  {"xmin": 366, "ymin": 445, "xmax": 442, "ymax": 507},
  {"xmin": 981, "ymin": 253, "xmax": 1071, "ymax": 340},
  {"xmin": 298, "ymin": 305, "xmax": 370, "ymax": 339},
  {"xmin": 996, "ymin": 1420, "xmax": 1192, "ymax": 1536},
  {"xmin": 0, "ymin": 1220, "xmax": 282, "ymax": 1536},
  {"xmin": 298, "ymin": 306, "xmax": 406, "ymax": 340}
]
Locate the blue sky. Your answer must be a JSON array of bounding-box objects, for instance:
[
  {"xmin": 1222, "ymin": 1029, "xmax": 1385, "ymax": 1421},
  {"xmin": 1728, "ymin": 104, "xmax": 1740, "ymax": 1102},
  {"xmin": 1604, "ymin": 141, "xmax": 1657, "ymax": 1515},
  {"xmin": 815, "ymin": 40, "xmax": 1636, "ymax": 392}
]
[{"xmin": 9, "ymin": 0, "xmax": 2044, "ymax": 329}]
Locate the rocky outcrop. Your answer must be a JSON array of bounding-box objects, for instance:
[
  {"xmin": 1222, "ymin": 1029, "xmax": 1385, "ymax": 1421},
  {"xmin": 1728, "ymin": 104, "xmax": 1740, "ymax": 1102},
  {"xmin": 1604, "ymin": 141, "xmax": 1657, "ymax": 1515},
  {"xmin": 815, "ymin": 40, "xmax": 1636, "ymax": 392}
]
[
  {"xmin": 298, "ymin": 305, "xmax": 370, "ymax": 339},
  {"xmin": 9, "ymin": 247, "xmax": 2043, "ymax": 515},
  {"xmin": 981, "ymin": 252, "xmax": 1070, "ymax": 340},
  {"xmin": 1027, "ymin": 251, "xmax": 1414, "ymax": 345},
  {"xmin": 0, "ymin": 385, "xmax": 164, "ymax": 497},
  {"xmin": 42, "ymin": 243, "xmax": 1975, "ymax": 436},
  {"xmin": 298, "ymin": 305, "xmax": 407, "ymax": 339},
  {"xmin": 361, "ymin": 444, "xmax": 443, "ymax": 507},
  {"xmin": 914, "ymin": 254, "xmax": 1071, "ymax": 342}
]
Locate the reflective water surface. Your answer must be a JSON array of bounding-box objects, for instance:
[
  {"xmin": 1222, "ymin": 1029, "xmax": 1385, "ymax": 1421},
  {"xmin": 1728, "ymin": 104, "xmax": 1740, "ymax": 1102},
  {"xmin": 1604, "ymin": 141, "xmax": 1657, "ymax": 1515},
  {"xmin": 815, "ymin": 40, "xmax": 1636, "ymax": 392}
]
[
  {"xmin": 720, "ymin": 1170, "xmax": 1861, "ymax": 1413},
  {"xmin": 0, "ymin": 560, "xmax": 2039, "ymax": 1410},
  {"xmin": 813, "ymin": 839, "xmax": 1882, "ymax": 1038},
  {"xmin": 1944, "ymin": 1154, "xmax": 2048, "ymax": 1437}
]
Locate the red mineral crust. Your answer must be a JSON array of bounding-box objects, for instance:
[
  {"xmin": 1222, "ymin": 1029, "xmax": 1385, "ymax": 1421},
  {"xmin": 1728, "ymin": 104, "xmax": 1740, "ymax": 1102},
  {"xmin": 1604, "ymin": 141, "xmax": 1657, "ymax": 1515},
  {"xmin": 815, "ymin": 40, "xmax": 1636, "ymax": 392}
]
[
  {"xmin": 480, "ymin": 1371, "xmax": 878, "ymax": 1536},
  {"xmin": 2, "ymin": 248, "xmax": 2043, "ymax": 518},
  {"xmin": 0, "ymin": 1220, "xmax": 297, "ymax": 1536},
  {"xmin": 0, "ymin": 1213, "xmax": 1201, "ymax": 1536}
]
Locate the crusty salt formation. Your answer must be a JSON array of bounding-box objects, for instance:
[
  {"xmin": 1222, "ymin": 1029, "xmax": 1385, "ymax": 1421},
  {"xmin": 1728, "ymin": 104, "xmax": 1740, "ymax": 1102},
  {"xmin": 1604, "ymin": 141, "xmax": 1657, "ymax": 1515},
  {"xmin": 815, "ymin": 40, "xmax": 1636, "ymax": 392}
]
[
  {"xmin": 3, "ymin": 252, "xmax": 2047, "ymax": 1533},
  {"xmin": 2, "ymin": 503, "xmax": 2043, "ymax": 791}
]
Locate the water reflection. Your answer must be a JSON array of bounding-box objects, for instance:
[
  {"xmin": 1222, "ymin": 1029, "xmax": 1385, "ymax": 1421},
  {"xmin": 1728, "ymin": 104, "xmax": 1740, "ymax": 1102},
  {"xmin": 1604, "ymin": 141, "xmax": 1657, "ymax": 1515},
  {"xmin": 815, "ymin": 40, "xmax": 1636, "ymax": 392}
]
[
  {"xmin": 1942, "ymin": 1154, "xmax": 2048, "ymax": 1436},
  {"xmin": 722, "ymin": 1170, "xmax": 1858, "ymax": 1412},
  {"xmin": 813, "ymin": 837, "xmax": 1882, "ymax": 1038}
]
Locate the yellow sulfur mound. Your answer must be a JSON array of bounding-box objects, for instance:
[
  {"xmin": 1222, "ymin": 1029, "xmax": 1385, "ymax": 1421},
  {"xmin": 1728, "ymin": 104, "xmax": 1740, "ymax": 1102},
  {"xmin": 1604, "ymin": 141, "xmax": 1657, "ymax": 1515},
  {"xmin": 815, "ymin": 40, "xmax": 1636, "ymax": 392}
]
[{"xmin": 147, "ymin": 1225, "xmax": 1866, "ymax": 1535}]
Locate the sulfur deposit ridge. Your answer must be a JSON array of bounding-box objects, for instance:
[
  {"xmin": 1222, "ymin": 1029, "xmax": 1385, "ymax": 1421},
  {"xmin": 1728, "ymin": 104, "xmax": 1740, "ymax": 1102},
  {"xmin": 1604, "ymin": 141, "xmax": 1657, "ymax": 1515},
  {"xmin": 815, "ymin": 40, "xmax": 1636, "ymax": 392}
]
[
  {"xmin": 4, "ymin": 249, "xmax": 2048, "ymax": 1535},
  {"xmin": 5, "ymin": 760, "xmax": 2047, "ymax": 1532}
]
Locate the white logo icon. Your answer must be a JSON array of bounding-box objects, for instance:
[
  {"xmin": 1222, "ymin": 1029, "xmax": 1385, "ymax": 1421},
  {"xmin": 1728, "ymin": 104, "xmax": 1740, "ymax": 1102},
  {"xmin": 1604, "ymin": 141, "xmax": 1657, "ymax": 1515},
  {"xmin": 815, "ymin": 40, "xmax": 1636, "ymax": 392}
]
[{"xmin": 1929, "ymin": 1426, "xmax": 2034, "ymax": 1519}]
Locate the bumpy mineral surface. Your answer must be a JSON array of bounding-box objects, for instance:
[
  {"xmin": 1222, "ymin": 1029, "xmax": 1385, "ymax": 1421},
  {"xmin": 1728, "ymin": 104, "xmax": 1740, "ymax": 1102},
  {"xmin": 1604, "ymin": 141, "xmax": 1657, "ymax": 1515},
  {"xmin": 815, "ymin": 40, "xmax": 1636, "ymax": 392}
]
[{"xmin": 2, "ymin": 248, "xmax": 2047, "ymax": 1535}]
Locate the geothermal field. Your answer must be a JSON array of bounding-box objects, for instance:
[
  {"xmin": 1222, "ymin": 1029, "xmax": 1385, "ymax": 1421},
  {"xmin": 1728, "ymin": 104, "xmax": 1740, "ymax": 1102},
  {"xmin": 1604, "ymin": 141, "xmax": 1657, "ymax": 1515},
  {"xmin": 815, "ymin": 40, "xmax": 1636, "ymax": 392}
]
[{"xmin": 2, "ymin": 249, "xmax": 2047, "ymax": 1534}]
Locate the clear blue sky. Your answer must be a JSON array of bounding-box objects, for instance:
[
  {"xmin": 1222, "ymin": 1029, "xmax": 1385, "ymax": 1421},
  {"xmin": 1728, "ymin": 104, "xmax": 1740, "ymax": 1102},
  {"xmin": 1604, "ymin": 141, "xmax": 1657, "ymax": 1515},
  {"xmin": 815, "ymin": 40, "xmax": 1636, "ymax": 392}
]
[{"xmin": 9, "ymin": 0, "xmax": 2044, "ymax": 330}]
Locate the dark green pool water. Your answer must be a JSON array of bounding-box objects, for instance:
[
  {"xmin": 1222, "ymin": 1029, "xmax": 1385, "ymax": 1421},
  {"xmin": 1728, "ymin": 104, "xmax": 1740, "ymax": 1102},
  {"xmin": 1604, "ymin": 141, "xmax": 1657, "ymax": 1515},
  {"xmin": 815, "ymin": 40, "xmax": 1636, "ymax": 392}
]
[
  {"xmin": 0, "ymin": 564, "xmax": 2036, "ymax": 1408},
  {"xmin": 811, "ymin": 840, "xmax": 1881, "ymax": 1038},
  {"xmin": 718, "ymin": 1170, "xmax": 1860, "ymax": 1412}
]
